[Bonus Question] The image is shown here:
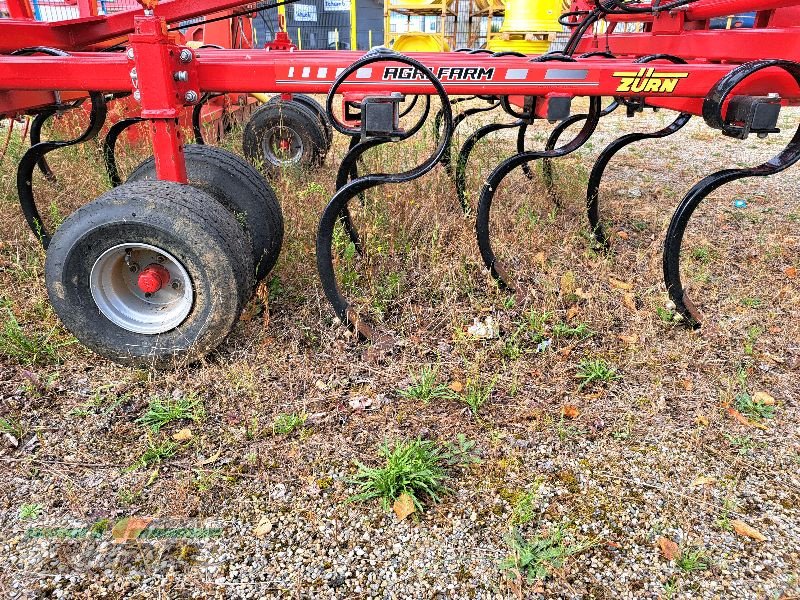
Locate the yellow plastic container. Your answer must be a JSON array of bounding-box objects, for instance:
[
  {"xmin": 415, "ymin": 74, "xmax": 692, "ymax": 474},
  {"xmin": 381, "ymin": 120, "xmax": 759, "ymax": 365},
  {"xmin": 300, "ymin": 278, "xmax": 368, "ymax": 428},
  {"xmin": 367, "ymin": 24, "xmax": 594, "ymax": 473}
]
[
  {"xmin": 391, "ymin": 0, "xmax": 456, "ymax": 7},
  {"xmin": 486, "ymin": 36, "xmax": 550, "ymax": 54},
  {"xmin": 498, "ymin": 0, "xmax": 563, "ymax": 33},
  {"xmin": 393, "ymin": 33, "xmax": 451, "ymax": 52}
]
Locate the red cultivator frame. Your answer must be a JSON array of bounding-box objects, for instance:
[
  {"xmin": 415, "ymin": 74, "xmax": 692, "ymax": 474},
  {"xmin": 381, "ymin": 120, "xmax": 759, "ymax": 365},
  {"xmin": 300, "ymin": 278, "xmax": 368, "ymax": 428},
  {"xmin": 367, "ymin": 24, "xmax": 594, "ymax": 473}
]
[{"xmin": 1, "ymin": 0, "xmax": 799, "ymax": 366}]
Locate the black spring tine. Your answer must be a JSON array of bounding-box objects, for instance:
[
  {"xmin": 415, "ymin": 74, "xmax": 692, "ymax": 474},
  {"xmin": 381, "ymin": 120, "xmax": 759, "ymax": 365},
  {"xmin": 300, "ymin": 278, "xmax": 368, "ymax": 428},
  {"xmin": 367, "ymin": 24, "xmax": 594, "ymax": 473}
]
[
  {"xmin": 17, "ymin": 92, "xmax": 107, "ymax": 249},
  {"xmin": 476, "ymin": 96, "xmax": 602, "ymax": 293},
  {"xmin": 29, "ymin": 109, "xmax": 58, "ymax": 182},
  {"xmin": 318, "ymin": 51, "xmax": 453, "ymax": 344},
  {"xmin": 455, "ymin": 120, "xmax": 524, "ymax": 214},
  {"xmin": 664, "ymin": 59, "xmax": 800, "ymax": 327},
  {"xmin": 587, "ymin": 112, "xmax": 690, "ymax": 249},
  {"xmin": 102, "ymin": 116, "xmax": 145, "ymax": 187}
]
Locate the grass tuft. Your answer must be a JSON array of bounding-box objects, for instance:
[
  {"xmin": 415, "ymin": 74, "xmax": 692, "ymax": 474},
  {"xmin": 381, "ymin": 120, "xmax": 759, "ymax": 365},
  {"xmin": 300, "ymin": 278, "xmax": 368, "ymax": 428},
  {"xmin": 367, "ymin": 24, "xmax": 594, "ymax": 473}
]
[
  {"xmin": 349, "ymin": 439, "xmax": 450, "ymax": 512},
  {"xmin": 397, "ymin": 365, "xmax": 455, "ymax": 404},
  {"xmin": 462, "ymin": 378, "xmax": 496, "ymax": 416},
  {"xmin": 576, "ymin": 358, "xmax": 620, "ymax": 390},
  {"xmin": 272, "ymin": 412, "xmax": 307, "ymax": 435},
  {"xmin": 0, "ymin": 303, "xmax": 72, "ymax": 365},
  {"xmin": 676, "ymin": 548, "xmax": 709, "ymax": 573},
  {"xmin": 128, "ymin": 438, "xmax": 179, "ymax": 471},
  {"xmin": 136, "ymin": 394, "xmax": 204, "ymax": 433}
]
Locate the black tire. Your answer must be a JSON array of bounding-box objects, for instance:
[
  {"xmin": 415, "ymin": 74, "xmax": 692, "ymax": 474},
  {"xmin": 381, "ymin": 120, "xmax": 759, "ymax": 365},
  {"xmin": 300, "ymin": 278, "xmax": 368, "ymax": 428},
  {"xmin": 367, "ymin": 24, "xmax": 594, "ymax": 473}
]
[
  {"xmin": 243, "ymin": 100, "xmax": 327, "ymax": 176},
  {"xmin": 45, "ymin": 181, "xmax": 254, "ymax": 367},
  {"xmin": 128, "ymin": 145, "xmax": 284, "ymax": 281},
  {"xmin": 268, "ymin": 93, "xmax": 333, "ymax": 148}
]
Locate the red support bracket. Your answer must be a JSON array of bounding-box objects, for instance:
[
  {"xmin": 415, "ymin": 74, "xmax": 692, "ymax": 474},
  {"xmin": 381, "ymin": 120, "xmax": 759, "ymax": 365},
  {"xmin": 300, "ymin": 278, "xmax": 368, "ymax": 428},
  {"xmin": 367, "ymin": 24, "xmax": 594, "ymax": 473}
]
[{"xmin": 128, "ymin": 14, "xmax": 190, "ymax": 183}]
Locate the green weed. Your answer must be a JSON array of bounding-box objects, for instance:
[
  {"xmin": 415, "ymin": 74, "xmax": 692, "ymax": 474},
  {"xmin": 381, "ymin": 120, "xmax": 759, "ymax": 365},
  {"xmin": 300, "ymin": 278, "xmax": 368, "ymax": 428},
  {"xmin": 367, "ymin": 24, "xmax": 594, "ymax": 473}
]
[
  {"xmin": 272, "ymin": 412, "xmax": 307, "ymax": 435},
  {"xmin": 500, "ymin": 526, "xmax": 598, "ymax": 581},
  {"xmin": 576, "ymin": 358, "xmax": 620, "ymax": 390},
  {"xmin": 676, "ymin": 548, "xmax": 709, "ymax": 573},
  {"xmin": 0, "ymin": 304, "xmax": 73, "ymax": 365},
  {"xmin": 0, "ymin": 416, "xmax": 24, "ymax": 439},
  {"xmin": 18, "ymin": 503, "xmax": 42, "ymax": 520},
  {"xmin": 734, "ymin": 392, "xmax": 775, "ymax": 421},
  {"xmin": 397, "ymin": 365, "xmax": 455, "ymax": 404},
  {"xmin": 462, "ymin": 378, "xmax": 495, "ymax": 416},
  {"xmin": 510, "ymin": 491, "xmax": 538, "ymax": 526},
  {"xmin": 128, "ymin": 438, "xmax": 179, "ymax": 471},
  {"xmin": 136, "ymin": 394, "xmax": 204, "ymax": 433},
  {"xmin": 349, "ymin": 439, "xmax": 450, "ymax": 512}
]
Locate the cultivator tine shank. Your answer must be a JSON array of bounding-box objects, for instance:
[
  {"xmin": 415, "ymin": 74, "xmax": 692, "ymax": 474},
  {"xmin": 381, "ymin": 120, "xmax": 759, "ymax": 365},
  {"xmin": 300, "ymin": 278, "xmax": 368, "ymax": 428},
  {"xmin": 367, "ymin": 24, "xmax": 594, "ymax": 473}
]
[
  {"xmin": 440, "ymin": 101, "xmax": 499, "ymax": 182},
  {"xmin": 318, "ymin": 50, "xmax": 453, "ymax": 342},
  {"xmin": 587, "ymin": 112, "xmax": 690, "ymax": 248},
  {"xmin": 102, "ymin": 116, "xmax": 144, "ymax": 187},
  {"xmin": 476, "ymin": 96, "xmax": 602, "ymax": 292},
  {"xmin": 29, "ymin": 109, "xmax": 58, "ymax": 182},
  {"xmin": 455, "ymin": 120, "xmax": 524, "ymax": 213},
  {"xmin": 664, "ymin": 59, "xmax": 800, "ymax": 326},
  {"xmin": 17, "ymin": 92, "xmax": 107, "ymax": 248}
]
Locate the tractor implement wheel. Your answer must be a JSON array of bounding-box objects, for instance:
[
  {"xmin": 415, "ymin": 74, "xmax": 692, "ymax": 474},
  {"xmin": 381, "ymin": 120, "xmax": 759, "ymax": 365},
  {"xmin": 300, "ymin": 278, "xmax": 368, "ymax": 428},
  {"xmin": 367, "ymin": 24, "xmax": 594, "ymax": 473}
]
[
  {"xmin": 243, "ymin": 100, "xmax": 327, "ymax": 176},
  {"xmin": 45, "ymin": 181, "xmax": 254, "ymax": 368},
  {"xmin": 268, "ymin": 93, "xmax": 333, "ymax": 149},
  {"xmin": 128, "ymin": 145, "xmax": 284, "ymax": 281}
]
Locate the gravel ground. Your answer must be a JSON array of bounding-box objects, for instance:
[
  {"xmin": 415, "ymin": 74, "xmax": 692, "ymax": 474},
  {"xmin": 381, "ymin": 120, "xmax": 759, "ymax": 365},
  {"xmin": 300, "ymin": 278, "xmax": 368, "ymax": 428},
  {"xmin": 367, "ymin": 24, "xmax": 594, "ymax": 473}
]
[{"xmin": 1, "ymin": 100, "xmax": 799, "ymax": 599}]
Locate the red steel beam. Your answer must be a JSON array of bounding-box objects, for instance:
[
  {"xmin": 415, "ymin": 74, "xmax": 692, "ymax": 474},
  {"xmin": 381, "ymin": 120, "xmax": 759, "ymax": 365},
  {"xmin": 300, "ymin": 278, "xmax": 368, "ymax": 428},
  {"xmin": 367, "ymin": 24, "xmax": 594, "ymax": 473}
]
[
  {"xmin": 576, "ymin": 29, "xmax": 800, "ymax": 62},
  {"xmin": 0, "ymin": 0, "xmax": 261, "ymax": 52},
  {"xmin": 1, "ymin": 50, "xmax": 799, "ymax": 101}
]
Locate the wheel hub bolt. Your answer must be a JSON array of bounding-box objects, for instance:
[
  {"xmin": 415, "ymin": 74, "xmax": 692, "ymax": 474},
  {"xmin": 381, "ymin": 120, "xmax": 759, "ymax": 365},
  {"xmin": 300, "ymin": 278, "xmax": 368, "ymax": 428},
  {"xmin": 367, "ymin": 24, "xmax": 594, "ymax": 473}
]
[
  {"xmin": 171, "ymin": 279, "xmax": 182, "ymax": 290},
  {"xmin": 128, "ymin": 263, "xmax": 140, "ymax": 273}
]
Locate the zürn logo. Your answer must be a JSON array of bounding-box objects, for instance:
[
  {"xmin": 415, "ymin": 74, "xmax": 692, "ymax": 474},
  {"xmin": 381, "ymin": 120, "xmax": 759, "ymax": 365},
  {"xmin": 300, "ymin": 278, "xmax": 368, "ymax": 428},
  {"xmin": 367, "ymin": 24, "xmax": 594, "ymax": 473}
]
[{"xmin": 613, "ymin": 67, "xmax": 689, "ymax": 94}]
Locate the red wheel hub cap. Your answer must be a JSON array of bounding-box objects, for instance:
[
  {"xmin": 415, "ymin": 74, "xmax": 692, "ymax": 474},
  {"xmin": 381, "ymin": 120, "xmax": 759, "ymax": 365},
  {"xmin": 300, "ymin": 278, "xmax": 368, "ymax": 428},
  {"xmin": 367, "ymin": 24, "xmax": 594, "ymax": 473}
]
[{"xmin": 137, "ymin": 263, "xmax": 171, "ymax": 294}]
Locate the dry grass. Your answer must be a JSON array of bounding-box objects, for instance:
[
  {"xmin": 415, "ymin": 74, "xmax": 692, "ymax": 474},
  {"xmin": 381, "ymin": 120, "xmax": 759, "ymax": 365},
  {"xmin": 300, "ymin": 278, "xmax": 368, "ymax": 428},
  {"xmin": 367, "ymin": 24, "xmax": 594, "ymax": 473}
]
[{"xmin": 0, "ymin": 98, "xmax": 798, "ymax": 597}]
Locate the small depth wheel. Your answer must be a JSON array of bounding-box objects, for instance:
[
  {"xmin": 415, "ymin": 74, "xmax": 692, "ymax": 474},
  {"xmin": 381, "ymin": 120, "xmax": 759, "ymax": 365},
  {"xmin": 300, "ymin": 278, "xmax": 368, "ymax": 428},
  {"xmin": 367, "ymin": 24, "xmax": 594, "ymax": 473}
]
[
  {"xmin": 268, "ymin": 93, "xmax": 333, "ymax": 149},
  {"xmin": 46, "ymin": 180, "xmax": 254, "ymax": 367},
  {"xmin": 128, "ymin": 145, "xmax": 284, "ymax": 281},
  {"xmin": 243, "ymin": 100, "xmax": 327, "ymax": 176}
]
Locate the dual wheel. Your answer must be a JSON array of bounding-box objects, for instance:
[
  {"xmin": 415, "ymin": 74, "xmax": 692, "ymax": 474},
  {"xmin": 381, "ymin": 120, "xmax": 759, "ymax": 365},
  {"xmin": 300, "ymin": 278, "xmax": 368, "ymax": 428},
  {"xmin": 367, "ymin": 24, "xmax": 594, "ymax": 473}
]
[
  {"xmin": 242, "ymin": 94, "xmax": 332, "ymax": 176},
  {"xmin": 45, "ymin": 145, "xmax": 283, "ymax": 368}
]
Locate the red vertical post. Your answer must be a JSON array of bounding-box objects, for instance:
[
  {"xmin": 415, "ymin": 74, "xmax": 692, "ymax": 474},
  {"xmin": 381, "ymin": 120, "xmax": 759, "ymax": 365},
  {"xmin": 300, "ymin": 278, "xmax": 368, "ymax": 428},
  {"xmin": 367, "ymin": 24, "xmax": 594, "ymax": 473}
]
[
  {"xmin": 5, "ymin": 0, "xmax": 35, "ymax": 19},
  {"xmin": 128, "ymin": 14, "xmax": 188, "ymax": 183},
  {"xmin": 76, "ymin": 0, "xmax": 99, "ymax": 17}
]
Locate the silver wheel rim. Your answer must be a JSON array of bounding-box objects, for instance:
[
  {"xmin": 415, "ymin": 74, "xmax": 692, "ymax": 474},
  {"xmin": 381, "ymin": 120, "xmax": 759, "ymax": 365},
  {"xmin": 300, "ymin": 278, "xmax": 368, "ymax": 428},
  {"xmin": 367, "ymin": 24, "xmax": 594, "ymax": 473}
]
[
  {"xmin": 262, "ymin": 125, "xmax": 304, "ymax": 166},
  {"xmin": 90, "ymin": 243, "xmax": 194, "ymax": 335}
]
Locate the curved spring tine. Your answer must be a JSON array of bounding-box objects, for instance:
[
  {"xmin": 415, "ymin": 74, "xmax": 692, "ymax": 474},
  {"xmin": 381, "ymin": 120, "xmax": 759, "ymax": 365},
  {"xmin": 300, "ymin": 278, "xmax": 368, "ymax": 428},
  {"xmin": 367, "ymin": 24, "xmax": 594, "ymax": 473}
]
[
  {"xmin": 440, "ymin": 101, "xmax": 499, "ymax": 176},
  {"xmin": 664, "ymin": 59, "xmax": 800, "ymax": 327},
  {"xmin": 587, "ymin": 112, "xmax": 690, "ymax": 248},
  {"xmin": 475, "ymin": 97, "xmax": 602, "ymax": 292},
  {"xmin": 318, "ymin": 51, "xmax": 453, "ymax": 343},
  {"xmin": 455, "ymin": 120, "xmax": 524, "ymax": 213},
  {"xmin": 103, "ymin": 116, "xmax": 145, "ymax": 187},
  {"xmin": 335, "ymin": 96, "xmax": 433, "ymax": 251},
  {"xmin": 518, "ymin": 100, "xmax": 619, "ymax": 197},
  {"xmin": 664, "ymin": 124, "xmax": 800, "ymax": 327},
  {"xmin": 433, "ymin": 95, "xmax": 478, "ymax": 145},
  {"xmin": 334, "ymin": 136, "xmax": 384, "ymax": 254},
  {"xmin": 17, "ymin": 92, "xmax": 107, "ymax": 248},
  {"xmin": 29, "ymin": 110, "xmax": 58, "ymax": 181},
  {"xmin": 192, "ymin": 92, "xmax": 224, "ymax": 145}
]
